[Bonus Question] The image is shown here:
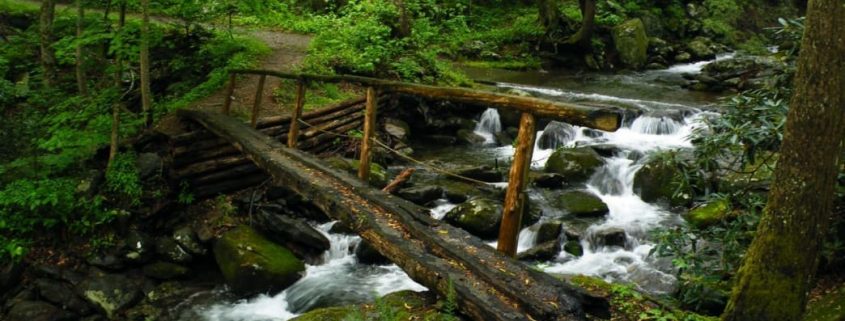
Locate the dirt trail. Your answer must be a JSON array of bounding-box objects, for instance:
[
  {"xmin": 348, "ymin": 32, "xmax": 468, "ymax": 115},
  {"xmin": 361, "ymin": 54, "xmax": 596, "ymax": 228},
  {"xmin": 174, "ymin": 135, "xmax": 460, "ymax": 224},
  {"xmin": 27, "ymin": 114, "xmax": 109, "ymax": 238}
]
[{"xmin": 189, "ymin": 30, "xmax": 312, "ymax": 118}]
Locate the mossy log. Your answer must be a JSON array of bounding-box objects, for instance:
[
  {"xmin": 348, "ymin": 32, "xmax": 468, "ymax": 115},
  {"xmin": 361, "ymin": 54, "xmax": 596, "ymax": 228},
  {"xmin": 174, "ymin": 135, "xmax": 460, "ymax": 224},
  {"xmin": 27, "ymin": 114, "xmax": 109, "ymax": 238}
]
[{"xmin": 179, "ymin": 110, "xmax": 607, "ymax": 321}]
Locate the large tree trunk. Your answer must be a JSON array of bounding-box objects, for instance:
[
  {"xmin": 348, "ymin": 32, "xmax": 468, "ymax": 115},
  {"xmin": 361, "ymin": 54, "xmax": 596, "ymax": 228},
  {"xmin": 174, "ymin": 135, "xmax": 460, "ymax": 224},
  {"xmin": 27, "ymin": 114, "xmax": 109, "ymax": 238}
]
[
  {"xmin": 140, "ymin": 0, "xmax": 153, "ymax": 126},
  {"xmin": 75, "ymin": 0, "xmax": 88, "ymax": 96},
  {"xmin": 721, "ymin": 1, "xmax": 845, "ymax": 320},
  {"xmin": 39, "ymin": 0, "xmax": 56, "ymax": 88},
  {"xmin": 565, "ymin": 0, "xmax": 596, "ymax": 49}
]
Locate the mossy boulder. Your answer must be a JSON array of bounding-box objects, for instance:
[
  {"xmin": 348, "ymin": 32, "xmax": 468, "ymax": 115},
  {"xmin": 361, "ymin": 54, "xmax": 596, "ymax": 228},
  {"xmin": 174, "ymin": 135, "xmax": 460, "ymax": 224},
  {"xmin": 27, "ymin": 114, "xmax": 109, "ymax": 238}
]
[
  {"xmin": 289, "ymin": 306, "xmax": 355, "ymax": 321},
  {"xmin": 213, "ymin": 225, "xmax": 305, "ymax": 296},
  {"xmin": 444, "ymin": 197, "xmax": 502, "ymax": 239},
  {"xmin": 555, "ymin": 190, "xmax": 609, "ymax": 218},
  {"xmin": 142, "ymin": 261, "xmax": 189, "ymax": 280},
  {"xmin": 685, "ymin": 199, "xmax": 731, "ymax": 228},
  {"xmin": 76, "ymin": 271, "xmax": 143, "ymax": 319},
  {"xmin": 291, "ymin": 290, "xmax": 457, "ymax": 321},
  {"xmin": 612, "ymin": 18, "xmax": 649, "ymax": 68},
  {"xmin": 564, "ymin": 240, "xmax": 584, "ymax": 257},
  {"xmin": 632, "ymin": 156, "xmax": 691, "ymax": 206},
  {"xmin": 324, "ymin": 156, "xmax": 388, "ymax": 188},
  {"xmin": 687, "ymin": 37, "xmax": 715, "ymax": 60},
  {"xmin": 544, "ymin": 147, "xmax": 604, "ymax": 182}
]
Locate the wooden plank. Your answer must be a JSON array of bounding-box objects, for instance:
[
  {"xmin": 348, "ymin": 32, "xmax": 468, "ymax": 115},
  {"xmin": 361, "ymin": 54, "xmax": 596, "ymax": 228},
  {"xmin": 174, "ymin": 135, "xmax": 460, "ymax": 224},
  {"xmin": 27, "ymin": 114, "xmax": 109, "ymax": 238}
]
[
  {"xmin": 179, "ymin": 109, "xmax": 603, "ymax": 321},
  {"xmin": 288, "ymin": 81, "xmax": 305, "ymax": 148},
  {"xmin": 497, "ymin": 112, "xmax": 536, "ymax": 257},
  {"xmin": 250, "ymin": 74, "xmax": 266, "ymax": 128},
  {"xmin": 358, "ymin": 87, "xmax": 377, "ymax": 181}
]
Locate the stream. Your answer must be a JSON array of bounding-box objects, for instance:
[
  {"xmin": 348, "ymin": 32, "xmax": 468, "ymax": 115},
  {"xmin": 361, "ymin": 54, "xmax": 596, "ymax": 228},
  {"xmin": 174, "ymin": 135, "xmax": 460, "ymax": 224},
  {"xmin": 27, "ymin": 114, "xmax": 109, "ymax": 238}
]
[{"xmin": 192, "ymin": 57, "xmax": 729, "ymax": 320}]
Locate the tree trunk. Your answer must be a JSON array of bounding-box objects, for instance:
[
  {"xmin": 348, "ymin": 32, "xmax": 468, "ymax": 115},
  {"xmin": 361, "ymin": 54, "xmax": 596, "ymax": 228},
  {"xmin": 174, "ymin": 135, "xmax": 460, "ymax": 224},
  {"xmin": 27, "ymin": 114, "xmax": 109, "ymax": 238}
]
[
  {"xmin": 538, "ymin": 0, "xmax": 562, "ymax": 34},
  {"xmin": 39, "ymin": 0, "xmax": 56, "ymax": 88},
  {"xmin": 140, "ymin": 0, "xmax": 153, "ymax": 126},
  {"xmin": 565, "ymin": 0, "xmax": 596, "ymax": 49},
  {"xmin": 721, "ymin": 1, "xmax": 845, "ymax": 321},
  {"xmin": 108, "ymin": 4, "xmax": 127, "ymax": 168},
  {"xmin": 76, "ymin": 0, "xmax": 88, "ymax": 96},
  {"xmin": 393, "ymin": 0, "xmax": 412, "ymax": 38}
]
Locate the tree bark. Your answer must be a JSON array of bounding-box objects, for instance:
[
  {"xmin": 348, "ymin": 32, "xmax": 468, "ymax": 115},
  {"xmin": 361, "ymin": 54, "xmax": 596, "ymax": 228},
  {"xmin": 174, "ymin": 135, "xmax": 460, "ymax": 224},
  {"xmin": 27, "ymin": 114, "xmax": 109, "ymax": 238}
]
[
  {"xmin": 39, "ymin": 0, "xmax": 57, "ymax": 88},
  {"xmin": 721, "ymin": 1, "xmax": 845, "ymax": 320},
  {"xmin": 565, "ymin": 0, "xmax": 596, "ymax": 49},
  {"xmin": 75, "ymin": 0, "xmax": 88, "ymax": 96},
  {"xmin": 140, "ymin": 0, "xmax": 153, "ymax": 126},
  {"xmin": 538, "ymin": 0, "xmax": 562, "ymax": 34},
  {"xmin": 108, "ymin": 3, "xmax": 127, "ymax": 168}
]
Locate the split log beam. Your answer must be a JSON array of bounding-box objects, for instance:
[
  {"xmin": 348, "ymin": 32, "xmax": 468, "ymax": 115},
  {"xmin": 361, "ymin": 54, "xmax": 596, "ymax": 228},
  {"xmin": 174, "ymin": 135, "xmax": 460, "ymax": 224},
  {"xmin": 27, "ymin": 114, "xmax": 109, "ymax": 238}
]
[
  {"xmin": 191, "ymin": 163, "xmax": 262, "ymax": 185},
  {"xmin": 497, "ymin": 113, "xmax": 536, "ymax": 257},
  {"xmin": 296, "ymin": 120, "xmax": 363, "ymax": 150},
  {"xmin": 179, "ymin": 109, "xmax": 602, "ymax": 321}
]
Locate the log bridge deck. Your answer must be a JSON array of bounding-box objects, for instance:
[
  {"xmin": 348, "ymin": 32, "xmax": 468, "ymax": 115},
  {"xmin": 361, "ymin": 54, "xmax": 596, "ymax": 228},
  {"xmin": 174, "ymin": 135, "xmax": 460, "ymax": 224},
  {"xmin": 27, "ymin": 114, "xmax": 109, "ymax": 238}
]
[{"xmin": 177, "ymin": 70, "xmax": 624, "ymax": 321}]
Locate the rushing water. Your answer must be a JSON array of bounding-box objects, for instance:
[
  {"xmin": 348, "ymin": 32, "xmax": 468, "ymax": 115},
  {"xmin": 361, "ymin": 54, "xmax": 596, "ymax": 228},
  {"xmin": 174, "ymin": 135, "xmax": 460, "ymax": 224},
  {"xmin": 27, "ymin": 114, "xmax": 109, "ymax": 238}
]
[{"xmin": 198, "ymin": 57, "xmax": 729, "ymax": 320}]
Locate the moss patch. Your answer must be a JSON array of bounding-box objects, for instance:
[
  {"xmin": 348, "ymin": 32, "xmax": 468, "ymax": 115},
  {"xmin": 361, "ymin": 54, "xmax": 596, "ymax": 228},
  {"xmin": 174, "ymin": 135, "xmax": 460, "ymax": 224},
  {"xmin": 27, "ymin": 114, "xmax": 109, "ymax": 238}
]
[
  {"xmin": 213, "ymin": 225, "xmax": 305, "ymax": 295},
  {"xmin": 686, "ymin": 199, "xmax": 731, "ymax": 228}
]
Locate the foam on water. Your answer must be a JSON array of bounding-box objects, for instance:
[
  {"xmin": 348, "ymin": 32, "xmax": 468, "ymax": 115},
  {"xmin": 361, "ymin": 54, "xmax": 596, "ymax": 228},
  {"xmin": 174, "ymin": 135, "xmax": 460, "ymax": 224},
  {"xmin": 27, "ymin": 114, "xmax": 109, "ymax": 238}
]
[
  {"xmin": 474, "ymin": 108, "xmax": 502, "ymax": 145},
  {"xmin": 664, "ymin": 52, "xmax": 736, "ymax": 74}
]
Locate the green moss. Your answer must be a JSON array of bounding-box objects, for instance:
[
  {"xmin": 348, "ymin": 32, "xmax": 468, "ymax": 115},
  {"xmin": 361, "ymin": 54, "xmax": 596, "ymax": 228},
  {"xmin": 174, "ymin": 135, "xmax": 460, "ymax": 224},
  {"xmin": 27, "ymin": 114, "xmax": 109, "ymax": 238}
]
[
  {"xmin": 290, "ymin": 306, "xmax": 355, "ymax": 321},
  {"xmin": 324, "ymin": 157, "xmax": 388, "ymax": 188},
  {"xmin": 555, "ymin": 190, "xmax": 608, "ymax": 218},
  {"xmin": 462, "ymin": 58, "xmax": 541, "ymax": 71},
  {"xmin": 803, "ymin": 284, "xmax": 845, "ymax": 321},
  {"xmin": 686, "ymin": 199, "xmax": 731, "ymax": 228},
  {"xmin": 544, "ymin": 147, "xmax": 603, "ymax": 182},
  {"xmin": 444, "ymin": 197, "xmax": 503, "ymax": 239},
  {"xmin": 612, "ymin": 19, "xmax": 649, "ymax": 68},
  {"xmin": 213, "ymin": 225, "xmax": 305, "ymax": 295}
]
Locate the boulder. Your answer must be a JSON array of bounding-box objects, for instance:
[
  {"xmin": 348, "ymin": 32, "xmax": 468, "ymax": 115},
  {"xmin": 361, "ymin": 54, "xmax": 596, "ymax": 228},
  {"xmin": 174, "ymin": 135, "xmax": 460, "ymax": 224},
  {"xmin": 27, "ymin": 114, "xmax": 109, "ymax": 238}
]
[
  {"xmin": 516, "ymin": 240, "xmax": 560, "ymax": 261},
  {"xmin": 536, "ymin": 221, "xmax": 562, "ymax": 244},
  {"xmin": 456, "ymin": 129, "xmax": 487, "ymax": 145},
  {"xmin": 142, "ymin": 262, "xmax": 189, "ymax": 280},
  {"xmin": 34, "ymin": 279, "xmax": 92, "ymax": 315},
  {"xmin": 354, "ymin": 240, "xmax": 390, "ymax": 265},
  {"xmin": 254, "ymin": 209, "xmax": 331, "ymax": 261},
  {"xmin": 384, "ymin": 118, "xmax": 410, "ymax": 141},
  {"xmin": 172, "ymin": 227, "xmax": 207, "ymax": 256},
  {"xmin": 592, "ymin": 228, "xmax": 627, "ymax": 249},
  {"xmin": 1, "ymin": 260, "xmax": 24, "ymax": 294},
  {"xmin": 494, "ymin": 131, "xmax": 514, "ymax": 147},
  {"xmin": 612, "ymin": 19, "xmax": 649, "ymax": 68},
  {"xmin": 136, "ymin": 153, "xmax": 162, "ymax": 180},
  {"xmin": 685, "ymin": 199, "xmax": 731, "ymax": 228},
  {"xmin": 444, "ymin": 197, "xmax": 503, "ymax": 239},
  {"xmin": 563, "ymin": 241, "xmax": 584, "ymax": 257},
  {"xmin": 86, "ymin": 254, "xmax": 126, "ymax": 271},
  {"xmin": 398, "ymin": 185, "xmax": 444, "ymax": 205},
  {"xmin": 213, "ymin": 225, "xmax": 305, "ymax": 296},
  {"xmin": 6, "ymin": 301, "xmax": 75, "ymax": 321},
  {"xmin": 76, "ymin": 271, "xmax": 143, "ymax": 319},
  {"xmin": 686, "ymin": 37, "xmax": 715, "ymax": 60},
  {"xmin": 538, "ymin": 121, "xmax": 575, "ymax": 150},
  {"xmin": 674, "ymin": 52, "xmax": 692, "ymax": 62},
  {"xmin": 555, "ymin": 190, "xmax": 609, "ymax": 218},
  {"xmin": 454, "ymin": 165, "xmax": 503, "ymax": 183},
  {"xmin": 123, "ymin": 230, "xmax": 154, "ymax": 264},
  {"xmin": 545, "ymin": 147, "xmax": 603, "ymax": 183},
  {"xmin": 155, "ymin": 237, "xmax": 192, "ymax": 264},
  {"xmin": 632, "ymin": 155, "xmax": 691, "ymax": 206},
  {"xmin": 533, "ymin": 173, "xmax": 568, "ymax": 189}
]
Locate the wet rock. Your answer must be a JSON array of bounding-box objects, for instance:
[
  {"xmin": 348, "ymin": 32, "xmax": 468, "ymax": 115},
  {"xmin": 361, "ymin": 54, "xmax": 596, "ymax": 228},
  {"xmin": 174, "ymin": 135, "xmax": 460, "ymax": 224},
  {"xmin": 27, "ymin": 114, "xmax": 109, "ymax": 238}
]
[
  {"xmin": 86, "ymin": 254, "xmax": 126, "ymax": 271},
  {"xmin": 213, "ymin": 225, "xmax": 305, "ymax": 296},
  {"xmin": 33, "ymin": 265, "xmax": 84, "ymax": 286},
  {"xmin": 124, "ymin": 281, "xmax": 210, "ymax": 321},
  {"xmin": 384, "ymin": 118, "xmax": 410, "ymax": 141},
  {"xmin": 422, "ymin": 135, "xmax": 457, "ymax": 145},
  {"xmin": 555, "ymin": 190, "xmax": 609, "ymax": 218},
  {"xmin": 172, "ymin": 226, "xmax": 206, "ymax": 256},
  {"xmin": 632, "ymin": 154, "xmax": 691, "ymax": 206},
  {"xmin": 674, "ymin": 52, "xmax": 692, "ymax": 62},
  {"xmin": 355, "ymin": 240, "xmax": 390, "ymax": 265},
  {"xmin": 155, "ymin": 237, "xmax": 193, "ymax": 264},
  {"xmin": 398, "ymin": 185, "xmax": 444, "ymax": 205},
  {"xmin": 536, "ymin": 221, "xmax": 563, "ymax": 244},
  {"xmin": 456, "ymin": 129, "xmax": 487, "ymax": 145},
  {"xmin": 516, "ymin": 240, "xmax": 560, "ymax": 261},
  {"xmin": 444, "ymin": 197, "xmax": 503, "ymax": 239},
  {"xmin": 328, "ymin": 222, "xmax": 356, "ymax": 235},
  {"xmin": 545, "ymin": 147, "xmax": 604, "ymax": 183},
  {"xmin": 538, "ymin": 121, "xmax": 576, "ymax": 150},
  {"xmin": 612, "ymin": 19, "xmax": 649, "ymax": 68},
  {"xmin": 76, "ymin": 271, "xmax": 142, "ymax": 319},
  {"xmin": 142, "ymin": 262, "xmax": 189, "ymax": 280},
  {"xmin": 686, "ymin": 37, "xmax": 715, "ymax": 60},
  {"xmin": 454, "ymin": 165, "xmax": 503, "ymax": 183},
  {"xmin": 289, "ymin": 306, "xmax": 354, "ymax": 321},
  {"xmin": 645, "ymin": 62, "xmax": 667, "ymax": 70},
  {"xmin": 136, "ymin": 153, "xmax": 162, "ymax": 180},
  {"xmin": 626, "ymin": 265, "xmax": 677, "ymax": 295},
  {"xmin": 6, "ymin": 301, "xmax": 75, "ymax": 321},
  {"xmin": 564, "ymin": 241, "xmax": 584, "ymax": 257},
  {"xmin": 593, "ymin": 228, "xmax": 627, "ymax": 249},
  {"xmin": 685, "ymin": 199, "xmax": 732, "ymax": 228},
  {"xmin": 254, "ymin": 210, "xmax": 331, "ymax": 261},
  {"xmin": 533, "ymin": 173, "xmax": 568, "ymax": 189},
  {"xmin": 34, "ymin": 279, "xmax": 92, "ymax": 315},
  {"xmin": 1, "ymin": 260, "xmax": 25, "ymax": 294},
  {"xmin": 590, "ymin": 144, "xmax": 622, "ymax": 158},
  {"xmin": 494, "ymin": 131, "xmax": 514, "ymax": 147},
  {"xmin": 123, "ymin": 230, "xmax": 154, "ymax": 264}
]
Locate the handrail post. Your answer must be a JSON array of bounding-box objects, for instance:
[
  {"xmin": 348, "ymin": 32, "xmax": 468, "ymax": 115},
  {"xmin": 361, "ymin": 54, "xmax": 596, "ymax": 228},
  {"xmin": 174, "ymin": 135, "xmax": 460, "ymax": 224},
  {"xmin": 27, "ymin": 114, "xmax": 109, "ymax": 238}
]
[
  {"xmin": 358, "ymin": 87, "xmax": 378, "ymax": 181},
  {"xmin": 497, "ymin": 112, "xmax": 536, "ymax": 257},
  {"xmin": 222, "ymin": 73, "xmax": 236, "ymax": 115},
  {"xmin": 287, "ymin": 80, "xmax": 306, "ymax": 148},
  {"xmin": 250, "ymin": 74, "xmax": 266, "ymax": 128}
]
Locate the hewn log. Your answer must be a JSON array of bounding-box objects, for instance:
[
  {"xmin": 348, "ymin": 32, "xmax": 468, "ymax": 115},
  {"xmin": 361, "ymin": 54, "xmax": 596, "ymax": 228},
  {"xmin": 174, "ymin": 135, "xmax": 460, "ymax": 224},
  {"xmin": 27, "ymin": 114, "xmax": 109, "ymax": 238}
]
[
  {"xmin": 358, "ymin": 87, "xmax": 378, "ymax": 181},
  {"xmin": 191, "ymin": 163, "xmax": 262, "ymax": 185},
  {"xmin": 180, "ymin": 109, "xmax": 601, "ymax": 321},
  {"xmin": 255, "ymin": 96, "xmax": 366, "ymax": 128},
  {"xmin": 228, "ymin": 69, "xmax": 622, "ymax": 131},
  {"xmin": 497, "ymin": 113, "xmax": 536, "ymax": 257},
  {"xmin": 173, "ymin": 145, "xmax": 239, "ymax": 168},
  {"xmin": 173, "ymin": 155, "xmax": 251, "ymax": 179},
  {"xmin": 301, "ymin": 114, "xmax": 363, "ymax": 139},
  {"xmin": 193, "ymin": 172, "xmax": 268, "ymax": 199},
  {"xmin": 382, "ymin": 168, "xmax": 415, "ymax": 194},
  {"xmin": 287, "ymin": 81, "xmax": 306, "ymax": 148}
]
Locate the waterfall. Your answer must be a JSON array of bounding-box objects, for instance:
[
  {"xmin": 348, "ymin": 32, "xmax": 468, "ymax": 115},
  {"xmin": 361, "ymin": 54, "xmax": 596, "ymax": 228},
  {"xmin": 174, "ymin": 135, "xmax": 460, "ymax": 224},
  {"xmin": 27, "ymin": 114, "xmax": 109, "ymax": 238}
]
[
  {"xmin": 474, "ymin": 108, "xmax": 502, "ymax": 144},
  {"xmin": 538, "ymin": 121, "xmax": 576, "ymax": 150},
  {"xmin": 630, "ymin": 116, "xmax": 683, "ymax": 135}
]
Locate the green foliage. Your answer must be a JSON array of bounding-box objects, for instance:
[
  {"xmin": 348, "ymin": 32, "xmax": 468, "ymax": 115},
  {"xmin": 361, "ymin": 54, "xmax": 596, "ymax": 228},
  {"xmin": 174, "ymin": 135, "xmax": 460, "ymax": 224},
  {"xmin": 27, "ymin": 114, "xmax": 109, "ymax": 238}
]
[{"xmin": 106, "ymin": 152, "xmax": 143, "ymax": 206}]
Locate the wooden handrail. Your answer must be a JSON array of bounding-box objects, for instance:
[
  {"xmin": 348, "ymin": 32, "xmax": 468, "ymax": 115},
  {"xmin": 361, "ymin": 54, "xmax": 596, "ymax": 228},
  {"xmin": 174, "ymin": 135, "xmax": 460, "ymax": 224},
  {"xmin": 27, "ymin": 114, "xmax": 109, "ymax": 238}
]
[{"xmin": 227, "ymin": 69, "xmax": 622, "ymax": 132}]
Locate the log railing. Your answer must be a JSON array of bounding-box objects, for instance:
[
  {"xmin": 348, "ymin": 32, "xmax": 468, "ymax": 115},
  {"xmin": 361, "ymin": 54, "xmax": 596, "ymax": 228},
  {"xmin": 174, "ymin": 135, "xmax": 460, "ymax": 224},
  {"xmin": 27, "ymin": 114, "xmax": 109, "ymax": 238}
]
[{"xmin": 221, "ymin": 69, "xmax": 623, "ymax": 257}]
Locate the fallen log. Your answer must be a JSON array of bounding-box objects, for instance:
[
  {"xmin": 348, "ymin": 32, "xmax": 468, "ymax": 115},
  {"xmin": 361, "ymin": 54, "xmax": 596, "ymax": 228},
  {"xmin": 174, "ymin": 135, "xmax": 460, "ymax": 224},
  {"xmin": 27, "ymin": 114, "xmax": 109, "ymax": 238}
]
[
  {"xmin": 191, "ymin": 163, "xmax": 263, "ymax": 186},
  {"xmin": 192, "ymin": 172, "xmax": 269, "ymax": 199},
  {"xmin": 173, "ymin": 154, "xmax": 252, "ymax": 179},
  {"xmin": 173, "ymin": 145, "xmax": 239, "ymax": 168},
  {"xmin": 180, "ymin": 109, "xmax": 605, "ymax": 321}
]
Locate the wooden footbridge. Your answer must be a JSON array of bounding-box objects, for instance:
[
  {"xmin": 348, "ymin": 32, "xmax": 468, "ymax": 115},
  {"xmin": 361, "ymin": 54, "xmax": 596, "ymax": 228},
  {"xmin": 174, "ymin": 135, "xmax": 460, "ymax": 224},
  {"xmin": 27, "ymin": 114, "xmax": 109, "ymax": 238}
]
[{"xmin": 175, "ymin": 69, "xmax": 622, "ymax": 321}]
